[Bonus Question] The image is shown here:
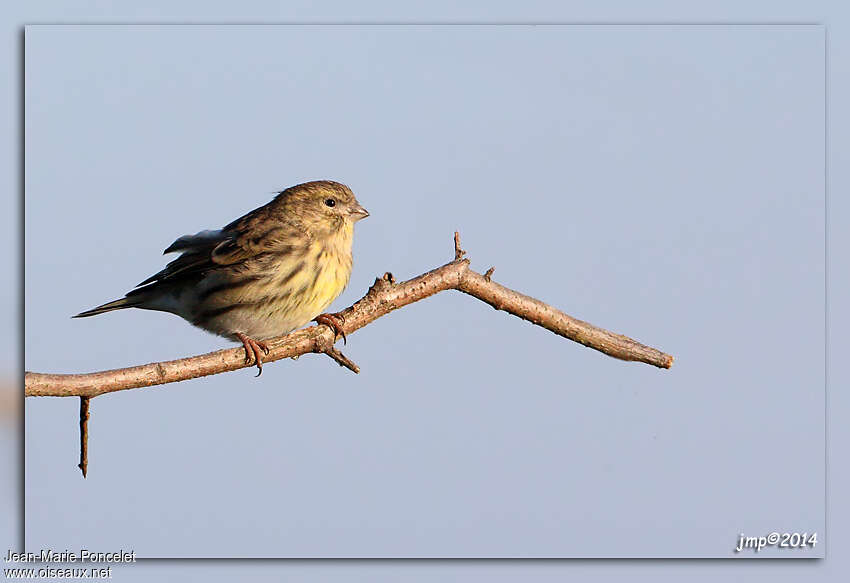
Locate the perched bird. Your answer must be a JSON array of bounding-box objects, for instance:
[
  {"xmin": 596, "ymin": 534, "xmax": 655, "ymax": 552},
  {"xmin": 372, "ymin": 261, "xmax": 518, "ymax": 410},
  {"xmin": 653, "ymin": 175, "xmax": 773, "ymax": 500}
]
[{"xmin": 74, "ymin": 180, "xmax": 369, "ymax": 374}]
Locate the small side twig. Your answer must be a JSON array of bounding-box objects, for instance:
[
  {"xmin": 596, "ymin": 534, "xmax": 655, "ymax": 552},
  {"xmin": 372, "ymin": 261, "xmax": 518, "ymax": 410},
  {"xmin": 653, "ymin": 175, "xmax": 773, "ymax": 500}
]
[
  {"xmin": 322, "ymin": 346, "xmax": 360, "ymax": 374},
  {"xmin": 454, "ymin": 231, "xmax": 466, "ymax": 260},
  {"xmin": 483, "ymin": 266, "xmax": 495, "ymax": 281},
  {"xmin": 78, "ymin": 397, "xmax": 90, "ymax": 478}
]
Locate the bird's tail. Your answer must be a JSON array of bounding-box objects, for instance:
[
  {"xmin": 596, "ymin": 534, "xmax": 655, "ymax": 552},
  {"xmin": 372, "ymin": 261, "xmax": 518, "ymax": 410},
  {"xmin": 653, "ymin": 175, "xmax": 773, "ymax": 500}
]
[{"xmin": 73, "ymin": 296, "xmax": 142, "ymax": 318}]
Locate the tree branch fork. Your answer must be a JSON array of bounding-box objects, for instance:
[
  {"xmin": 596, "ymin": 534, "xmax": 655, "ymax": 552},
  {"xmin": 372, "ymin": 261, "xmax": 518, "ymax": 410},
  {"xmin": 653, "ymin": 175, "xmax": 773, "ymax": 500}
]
[{"xmin": 26, "ymin": 233, "xmax": 673, "ymax": 399}]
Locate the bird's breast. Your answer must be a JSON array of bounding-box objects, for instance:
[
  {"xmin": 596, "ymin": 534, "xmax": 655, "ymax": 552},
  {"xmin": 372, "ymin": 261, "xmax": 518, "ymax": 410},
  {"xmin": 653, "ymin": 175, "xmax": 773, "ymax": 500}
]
[{"xmin": 190, "ymin": 227, "xmax": 354, "ymax": 341}]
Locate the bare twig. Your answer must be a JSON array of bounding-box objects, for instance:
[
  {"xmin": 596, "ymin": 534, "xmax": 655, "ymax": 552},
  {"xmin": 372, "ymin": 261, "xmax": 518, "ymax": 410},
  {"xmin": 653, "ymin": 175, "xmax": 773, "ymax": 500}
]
[
  {"xmin": 322, "ymin": 346, "xmax": 360, "ymax": 374},
  {"xmin": 454, "ymin": 231, "xmax": 466, "ymax": 260},
  {"xmin": 26, "ymin": 233, "xmax": 673, "ymax": 399},
  {"xmin": 78, "ymin": 397, "xmax": 90, "ymax": 478}
]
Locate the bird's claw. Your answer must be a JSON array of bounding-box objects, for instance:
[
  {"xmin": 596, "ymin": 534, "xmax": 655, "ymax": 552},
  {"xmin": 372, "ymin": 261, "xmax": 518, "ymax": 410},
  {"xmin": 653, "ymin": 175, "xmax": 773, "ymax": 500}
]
[
  {"xmin": 314, "ymin": 312, "xmax": 347, "ymax": 345},
  {"xmin": 236, "ymin": 333, "xmax": 270, "ymax": 376}
]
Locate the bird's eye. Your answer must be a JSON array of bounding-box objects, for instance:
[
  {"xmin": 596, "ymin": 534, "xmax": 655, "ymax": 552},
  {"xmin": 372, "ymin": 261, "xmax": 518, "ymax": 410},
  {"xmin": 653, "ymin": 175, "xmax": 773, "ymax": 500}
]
[{"xmin": 324, "ymin": 198, "xmax": 336, "ymax": 208}]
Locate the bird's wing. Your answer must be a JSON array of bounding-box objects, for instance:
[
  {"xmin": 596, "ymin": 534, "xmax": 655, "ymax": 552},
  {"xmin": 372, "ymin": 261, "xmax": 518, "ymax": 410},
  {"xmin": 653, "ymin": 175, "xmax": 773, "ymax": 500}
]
[
  {"xmin": 135, "ymin": 204, "xmax": 305, "ymax": 287},
  {"xmin": 162, "ymin": 229, "xmax": 226, "ymax": 254}
]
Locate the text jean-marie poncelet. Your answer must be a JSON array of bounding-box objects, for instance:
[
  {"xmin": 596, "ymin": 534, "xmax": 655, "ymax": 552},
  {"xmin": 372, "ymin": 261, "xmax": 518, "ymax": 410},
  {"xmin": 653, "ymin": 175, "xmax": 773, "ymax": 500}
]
[{"xmin": 5, "ymin": 548, "xmax": 136, "ymax": 563}]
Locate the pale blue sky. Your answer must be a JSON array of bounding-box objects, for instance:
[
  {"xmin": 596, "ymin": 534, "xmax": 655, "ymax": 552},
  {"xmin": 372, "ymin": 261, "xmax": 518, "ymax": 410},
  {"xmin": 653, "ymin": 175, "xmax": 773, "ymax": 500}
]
[
  {"xmin": 23, "ymin": 22, "xmax": 824, "ymax": 558},
  {"xmin": 5, "ymin": 0, "xmax": 849, "ymax": 580}
]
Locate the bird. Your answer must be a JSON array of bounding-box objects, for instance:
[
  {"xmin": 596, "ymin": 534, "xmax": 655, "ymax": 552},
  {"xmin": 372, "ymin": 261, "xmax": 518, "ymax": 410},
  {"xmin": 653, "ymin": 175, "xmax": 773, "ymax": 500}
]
[{"xmin": 74, "ymin": 180, "xmax": 369, "ymax": 374}]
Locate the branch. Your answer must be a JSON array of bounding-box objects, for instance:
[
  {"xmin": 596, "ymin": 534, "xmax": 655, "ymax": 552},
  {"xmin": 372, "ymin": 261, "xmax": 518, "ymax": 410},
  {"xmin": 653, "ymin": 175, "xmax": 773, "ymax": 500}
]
[
  {"xmin": 77, "ymin": 397, "xmax": 90, "ymax": 478},
  {"xmin": 26, "ymin": 233, "xmax": 673, "ymax": 398}
]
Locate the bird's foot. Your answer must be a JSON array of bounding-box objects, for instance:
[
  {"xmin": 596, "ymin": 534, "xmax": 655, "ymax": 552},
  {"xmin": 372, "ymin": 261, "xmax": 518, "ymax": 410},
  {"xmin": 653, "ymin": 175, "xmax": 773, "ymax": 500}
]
[
  {"xmin": 236, "ymin": 332, "xmax": 270, "ymax": 377},
  {"xmin": 314, "ymin": 312, "xmax": 347, "ymax": 345}
]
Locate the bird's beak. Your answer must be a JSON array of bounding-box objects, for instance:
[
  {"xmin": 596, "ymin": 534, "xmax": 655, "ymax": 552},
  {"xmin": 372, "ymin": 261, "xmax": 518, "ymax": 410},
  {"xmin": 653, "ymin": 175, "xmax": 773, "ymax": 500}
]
[{"xmin": 349, "ymin": 202, "xmax": 370, "ymax": 222}]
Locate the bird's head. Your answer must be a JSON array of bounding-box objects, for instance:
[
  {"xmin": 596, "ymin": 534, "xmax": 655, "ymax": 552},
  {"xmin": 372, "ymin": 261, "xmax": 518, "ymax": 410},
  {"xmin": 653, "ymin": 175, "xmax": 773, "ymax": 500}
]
[{"xmin": 279, "ymin": 180, "xmax": 369, "ymax": 236}]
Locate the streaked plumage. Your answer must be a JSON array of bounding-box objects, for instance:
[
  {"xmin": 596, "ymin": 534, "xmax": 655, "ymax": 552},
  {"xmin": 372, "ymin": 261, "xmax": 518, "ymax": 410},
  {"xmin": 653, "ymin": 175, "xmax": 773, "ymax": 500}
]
[{"xmin": 74, "ymin": 180, "xmax": 369, "ymax": 373}]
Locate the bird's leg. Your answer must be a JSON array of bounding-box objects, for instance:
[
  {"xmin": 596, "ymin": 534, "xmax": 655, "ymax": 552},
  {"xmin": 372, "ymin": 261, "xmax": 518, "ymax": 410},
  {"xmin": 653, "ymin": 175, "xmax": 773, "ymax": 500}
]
[
  {"xmin": 314, "ymin": 312, "xmax": 347, "ymax": 345},
  {"xmin": 236, "ymin": 332, "xmax": 270, "ymax": 376}
]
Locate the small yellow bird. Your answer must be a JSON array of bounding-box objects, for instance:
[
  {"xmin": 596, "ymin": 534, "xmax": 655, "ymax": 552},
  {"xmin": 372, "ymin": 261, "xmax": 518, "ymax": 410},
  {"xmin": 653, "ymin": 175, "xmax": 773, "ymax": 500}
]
[{"xmin": 74, "ymin": 180, "xmax": 369, "ymax": 374}]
